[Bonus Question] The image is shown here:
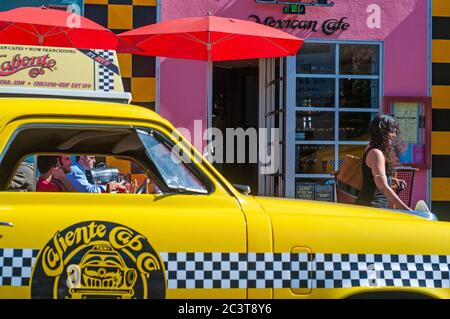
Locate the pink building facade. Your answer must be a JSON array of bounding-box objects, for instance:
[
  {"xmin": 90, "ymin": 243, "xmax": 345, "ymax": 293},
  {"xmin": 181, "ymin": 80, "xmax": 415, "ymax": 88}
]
[{"xmin": 159, "ymin": 0, "xmax": 430, "ymax": 206}]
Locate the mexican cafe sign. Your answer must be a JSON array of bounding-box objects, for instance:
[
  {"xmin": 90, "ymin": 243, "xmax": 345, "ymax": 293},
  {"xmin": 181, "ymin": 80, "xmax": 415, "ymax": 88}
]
[{"xmin": 252, "ymin": 0, "xmax": 350, "ymax": 36}]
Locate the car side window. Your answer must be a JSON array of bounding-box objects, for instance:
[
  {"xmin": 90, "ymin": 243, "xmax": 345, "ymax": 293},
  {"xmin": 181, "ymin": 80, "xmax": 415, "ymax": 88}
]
[
  {"xmin": 7, "ymin": 155, "xmax": 159, "ymax": 194},
  {"xmin": 1, "ymin": 125, "xmax": 211, "ymax": 195},
  {"xmin": 137, "ymin": 129, "xmax": 208, "ymax": 194}
]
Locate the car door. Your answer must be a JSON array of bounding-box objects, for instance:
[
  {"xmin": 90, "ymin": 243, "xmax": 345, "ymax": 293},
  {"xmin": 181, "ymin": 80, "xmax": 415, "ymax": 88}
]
[{"xmin": 0, "ymin": 118, "xmax": 248, "ymax": 299}]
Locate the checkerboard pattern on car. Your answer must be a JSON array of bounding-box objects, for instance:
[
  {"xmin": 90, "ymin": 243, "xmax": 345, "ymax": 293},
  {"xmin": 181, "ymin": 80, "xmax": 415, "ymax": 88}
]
[
  {"xmin": 0, "ymin": 248, "xmax": 39, "ymax": 287},
  {"xmin": 160, "ymin": 252, "xmax": 310, "ymax": 289},
  {"xmin": 160, "ymin": 252, "xmax": 450, "ymax": 289},
  {"xmin": 311, "ymin": 253, "xmax": 450, "ymax": 289},
  {"xmin": 1, "ymin": 249, "xmax": 449, "ymax": 289}
]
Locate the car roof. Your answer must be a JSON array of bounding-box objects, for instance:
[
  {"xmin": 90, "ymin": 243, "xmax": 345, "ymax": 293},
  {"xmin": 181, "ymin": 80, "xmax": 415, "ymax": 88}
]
[{"xmin": 0, "ymin": 98, "xmax": 171, "ymax": 127}]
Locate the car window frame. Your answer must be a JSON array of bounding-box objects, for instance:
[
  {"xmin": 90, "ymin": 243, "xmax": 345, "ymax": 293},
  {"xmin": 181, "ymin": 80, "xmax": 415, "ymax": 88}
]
[{"xmin": 0, "ymin": 122, "xmax": 215, "ymax": 195}]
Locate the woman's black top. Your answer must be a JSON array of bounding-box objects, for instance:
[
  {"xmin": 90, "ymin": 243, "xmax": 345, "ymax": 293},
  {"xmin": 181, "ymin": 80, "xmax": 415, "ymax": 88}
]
[{"xmin": 355, "ymin": 146, "xmax": 391, "ymax": 209}]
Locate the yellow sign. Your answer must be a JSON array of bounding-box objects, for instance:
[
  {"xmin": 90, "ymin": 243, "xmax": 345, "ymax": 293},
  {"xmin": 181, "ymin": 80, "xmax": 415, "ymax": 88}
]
[{"xmin": 0, "ymin": 44, "xmax": 124, "ymax": 93}]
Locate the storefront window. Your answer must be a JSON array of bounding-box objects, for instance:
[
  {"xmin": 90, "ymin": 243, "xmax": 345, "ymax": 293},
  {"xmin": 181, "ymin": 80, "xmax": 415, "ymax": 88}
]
[
  {"xmin": 294, "ymin": 42, "xmax": 381, "ymax": 202},
  {"xmin": 339, "ymin": 45, "xmax": 379, "ymax": 75},
  {"xmin": 296, "ymin": 44, "xmax": 335, "ymax": 74},
  {"xmin": 296, "ymin": 78, "xmax": 335, "ymax": 107},
  {"xmin": 296, "ymin": 111, "xmax": 335, "ymax": 141},
  {"xmin": 339, "ymin": 112, "xmax": 377, "ymax": 141},
  {"xmin": 339, "ymin": 79, "xmax": 379, "ymax": 108},
  {"xmin": 295, "ymin": 145, "xmax": 335, "ymax": 174}
]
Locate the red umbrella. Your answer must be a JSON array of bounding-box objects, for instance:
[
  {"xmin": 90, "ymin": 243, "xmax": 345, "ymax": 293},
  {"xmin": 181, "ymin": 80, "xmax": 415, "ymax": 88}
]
[
  {"xmin": 118, "ymin": 15, "xmax": 303, "ymax": 61},
  {"xmin": 119, "ymin": 16, "xmax": 303, "ymax": 139},
  {"xmin": 0, "ymin": 6, "xmax": 118, "ymax": 50}
]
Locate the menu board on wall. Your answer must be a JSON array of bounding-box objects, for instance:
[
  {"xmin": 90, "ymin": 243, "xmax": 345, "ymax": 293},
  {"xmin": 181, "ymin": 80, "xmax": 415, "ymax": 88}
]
[
  {"xmin": 393, "ymin": 102, "xmax": 419, "ymax": 143},
  {"xmin": 384, "ymin": 96, "xmax": 431, "ymax": 169}
]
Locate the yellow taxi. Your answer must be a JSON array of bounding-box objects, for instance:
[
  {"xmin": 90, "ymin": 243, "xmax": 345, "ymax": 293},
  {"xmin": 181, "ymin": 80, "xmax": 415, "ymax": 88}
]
[{"xmin": 0, "ymin": 98, "xmax": 448, "ymax": 299}]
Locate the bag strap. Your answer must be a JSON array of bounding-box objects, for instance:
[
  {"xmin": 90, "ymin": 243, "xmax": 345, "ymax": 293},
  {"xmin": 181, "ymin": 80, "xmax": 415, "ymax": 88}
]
[{"xmin": 362, "ymin": 146, "xmax": 379, "ymax": 162}]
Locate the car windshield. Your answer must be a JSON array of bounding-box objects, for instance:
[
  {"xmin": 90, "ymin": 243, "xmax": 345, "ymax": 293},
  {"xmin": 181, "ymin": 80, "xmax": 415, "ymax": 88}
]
[{"xmin": 137, "ymin": 129, "xmax": 208, "ymax": 194}]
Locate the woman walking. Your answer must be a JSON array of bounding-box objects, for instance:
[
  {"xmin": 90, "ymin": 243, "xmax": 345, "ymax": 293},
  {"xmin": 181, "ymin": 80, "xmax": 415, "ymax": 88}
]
[{"xmin": 355, "ymin": 115, "xmax": 412, "ymax": 211}]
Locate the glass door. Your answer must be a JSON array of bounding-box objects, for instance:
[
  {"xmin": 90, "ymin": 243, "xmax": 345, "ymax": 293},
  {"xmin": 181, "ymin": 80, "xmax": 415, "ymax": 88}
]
[{"xmin": 259, "ymin": 58, "xmax": 286, "ymax": 197}]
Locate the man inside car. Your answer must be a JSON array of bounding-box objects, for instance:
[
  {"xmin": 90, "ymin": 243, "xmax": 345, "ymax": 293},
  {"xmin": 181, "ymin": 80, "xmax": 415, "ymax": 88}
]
[
  {"xmin": 58, "ymin": 155, "xmax": 74, "ymax": 175},
  {"xmin": 66, "ymin": 155, "xmax": 120, "ymax": 193}
]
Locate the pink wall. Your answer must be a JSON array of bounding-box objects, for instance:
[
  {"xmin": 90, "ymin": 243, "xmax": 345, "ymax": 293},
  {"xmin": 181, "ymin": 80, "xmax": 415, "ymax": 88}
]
[
  {"xmin": 159, "ymin": 0, "xmax": 429, "ymax": 204},
  {"xmin": 160, "ymin": 58, "xmax": 207, "ymax": 135},
  {"xmin": 381, "ymin": 1, "xmax": 428, "ymax": 207}
]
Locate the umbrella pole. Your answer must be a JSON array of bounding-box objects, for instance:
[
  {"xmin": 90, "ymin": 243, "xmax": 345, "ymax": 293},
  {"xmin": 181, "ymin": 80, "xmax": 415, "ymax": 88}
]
[
  {"xmin": 207, "ymin": 58, "xmax": 212, "ymax": 143},
  {"xmin": 206, "ymin": 34, "xmax": 213, "ymax": 157}
]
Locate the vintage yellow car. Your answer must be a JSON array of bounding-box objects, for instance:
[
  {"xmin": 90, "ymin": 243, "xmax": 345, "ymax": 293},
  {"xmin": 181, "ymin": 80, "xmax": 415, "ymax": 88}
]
[{"xmin": 0, "ymin": 98, "xmax": 448, "ymax": 299}]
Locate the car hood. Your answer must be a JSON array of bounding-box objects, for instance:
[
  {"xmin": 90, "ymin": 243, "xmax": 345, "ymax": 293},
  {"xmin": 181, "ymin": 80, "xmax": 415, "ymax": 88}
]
[
  {"xmin": 247, "ymin": 196, "xmax": 449, "ymax": 260},
  {"xmin": 252, "ymin": 196, "xmax": 435, "ymax": 222}
]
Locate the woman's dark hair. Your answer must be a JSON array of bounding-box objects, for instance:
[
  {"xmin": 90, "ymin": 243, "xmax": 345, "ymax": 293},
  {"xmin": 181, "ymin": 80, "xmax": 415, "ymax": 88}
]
[
  {"xmin": 369, "ymin": 114, "xmax": 405, "ymax": 174},
  {"xmin": 37, "ymin": 156, "xmax": 59, "ymax": 174}
]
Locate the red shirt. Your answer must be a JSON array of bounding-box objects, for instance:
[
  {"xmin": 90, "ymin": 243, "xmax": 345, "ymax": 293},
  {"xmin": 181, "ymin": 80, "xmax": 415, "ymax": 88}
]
[{"xmin": 36, "ymin": 177, "xmax": 61, "ymax": 192}]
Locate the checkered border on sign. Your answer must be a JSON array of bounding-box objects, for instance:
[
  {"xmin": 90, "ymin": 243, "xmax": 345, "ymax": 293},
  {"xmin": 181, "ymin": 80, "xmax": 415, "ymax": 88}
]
[
  {"xmin": 160, "ymin": 252, "xmax": 450, "ymax": 289},
  {"xmin": 97, "ymin": 50, "xmax": 115, "ymax": 92},
  {"xmin": 0, "ymin": 249, "xmax": 38, "ymax": 287}
]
